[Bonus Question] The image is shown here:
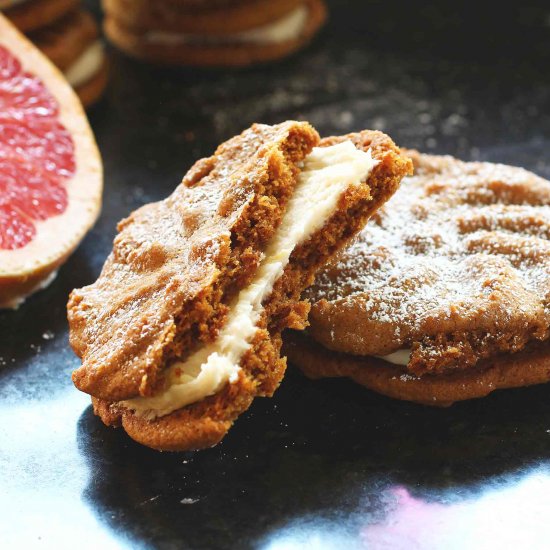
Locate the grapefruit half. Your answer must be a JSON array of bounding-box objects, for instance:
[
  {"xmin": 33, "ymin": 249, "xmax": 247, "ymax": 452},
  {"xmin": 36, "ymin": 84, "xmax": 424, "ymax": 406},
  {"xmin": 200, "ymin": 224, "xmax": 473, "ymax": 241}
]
[{"xmin": 0, "ymin": 15, "xmax": 102, "ymax": 308}]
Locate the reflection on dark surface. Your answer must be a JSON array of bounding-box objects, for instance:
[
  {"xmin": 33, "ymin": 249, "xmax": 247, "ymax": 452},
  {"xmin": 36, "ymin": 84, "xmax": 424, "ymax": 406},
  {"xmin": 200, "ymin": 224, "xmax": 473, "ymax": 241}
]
[
  {"xmin": 360, "ymin": 479, "xmax": 550, "ymax": 549},
  {"xmin": 77, "ymin": 368, "xmax": 550, "ymax": 549},
  {"xmin": 260, "ymin": 472, "xmax": 550, "ymax": 549},
  {"xmin": 2, "ymin": 0, "xmax": 550, "ymax": 546}
]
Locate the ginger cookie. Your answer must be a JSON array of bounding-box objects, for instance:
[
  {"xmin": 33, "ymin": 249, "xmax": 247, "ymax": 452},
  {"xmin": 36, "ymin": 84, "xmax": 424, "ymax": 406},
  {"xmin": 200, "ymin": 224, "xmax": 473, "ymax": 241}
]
[
  {"xmin": 103, "ymin": 0, "xmax": 327, "ymax": 67},
  {"xmin": 285, "ymin": 332, "xmax": 550, "ymax": 407},
  {"xmin": 2, "ymin": 0, "xmax": 77, "ymax": 33},
  {"xmin": 286, "ymin": 151, "xmax": 550, "ymax": 405},
  {"xmin": 31, "ymin": 10, "xmax": 107, "ymax": 107},
  {"xmin": 68, "ymin": 122, "xmax": 412, "ymax": 451},
  {"xmin": 102, "ymin": 0, "xmax": 303, "ymax": 35},
  {"xmin": 30, "ymin": 9, "xmax": 97, "ymax": 70}
]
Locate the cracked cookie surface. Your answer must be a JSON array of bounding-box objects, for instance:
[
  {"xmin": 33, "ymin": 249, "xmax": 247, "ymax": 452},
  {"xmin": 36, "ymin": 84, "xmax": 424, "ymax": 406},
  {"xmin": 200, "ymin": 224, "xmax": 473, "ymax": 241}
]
[
  {"xmin": 288, "ymin": 151, "xmax": 550, "ymax": 405},
  {"xmin": 305, "ymin": 151, "xmax": 550, "ymax": 375},
  {"xmin": 68, "ymin": 122, "xmax": 411, "ymax": 450}
]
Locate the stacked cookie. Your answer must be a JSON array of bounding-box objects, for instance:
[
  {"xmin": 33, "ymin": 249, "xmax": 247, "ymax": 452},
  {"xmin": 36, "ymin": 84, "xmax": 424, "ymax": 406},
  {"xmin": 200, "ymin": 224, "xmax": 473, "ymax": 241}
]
[
  {"xmin": 286, "ymin": 151, "xmax": 550, "ymax": 405},
  {"xmin": 102, "ymin": 0, "xmax": 327, "ymax": 67},
  {"xmin": 2, "ymin": 0, "xmax": 108, "ymax": 106}
]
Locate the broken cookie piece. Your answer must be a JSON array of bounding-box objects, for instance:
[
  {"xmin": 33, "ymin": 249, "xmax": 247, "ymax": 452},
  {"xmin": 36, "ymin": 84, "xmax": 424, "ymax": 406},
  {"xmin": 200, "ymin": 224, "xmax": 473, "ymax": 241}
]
[{"xmin": 68, "ymin": 121, "xmax": 412, "ymax": 451}]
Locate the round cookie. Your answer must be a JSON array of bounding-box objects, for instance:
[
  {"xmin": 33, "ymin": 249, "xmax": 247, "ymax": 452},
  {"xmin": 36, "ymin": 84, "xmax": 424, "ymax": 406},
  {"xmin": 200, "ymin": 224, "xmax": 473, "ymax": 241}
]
[
  {"xmin": 285, "ymin": 331, "xmax": 550, "ymax": 406},
  {"xmin": 3, "ymin": 0, "xmax": 77, "ymax": 32},
  {"xmin": 31, "ymin": 9, "xmax": 107, "ymax": 107},
  {"xmin": 30, "ymin": 9, "xmax": 98, "ymax": 70},
  {"xmin": 103, "ymin": 0, "xmax": 327, "ymax": 67},
  {"xmin": 289, "ymin": 151, "xmax": 550, "ymax": 404},
  {"xmin": 102, "ymin": 0, "xmax": 302, "ymax": 35}
]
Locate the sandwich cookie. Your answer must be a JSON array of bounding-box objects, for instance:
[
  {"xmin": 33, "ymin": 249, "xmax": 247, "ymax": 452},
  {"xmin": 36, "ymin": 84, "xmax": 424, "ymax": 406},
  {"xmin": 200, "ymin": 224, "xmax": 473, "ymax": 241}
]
[
  {"xmin": 102, "ymin": 0, "xmax": 327, "ymax": 67},
  {"xmin": 68, "ymin": 122, "xmax": 412, "ymax": 451},
  {"xmin": 1, "ymin": 0, "xmax": 77, "ymax": 33},
  {"xmin": 30, "ymin": 10, "xmax": 108, "ymax": 107},
  {"xmin": 103, "ymin": 0, "xmax": 308, "ymax": 35},
  {"xmin": 285, "ymin": 151, "xmax": 550, "ymax": 405}
]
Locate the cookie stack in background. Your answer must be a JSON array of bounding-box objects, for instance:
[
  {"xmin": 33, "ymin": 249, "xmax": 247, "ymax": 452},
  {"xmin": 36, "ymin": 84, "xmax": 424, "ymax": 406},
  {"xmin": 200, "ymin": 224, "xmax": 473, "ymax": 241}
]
[
  {"xmin": 2, "ymin": 0, "xmax": 108, "ymax": 107},
  {"xmin": 102, "ymin": 0, "xmax": 327, "ymax": 67}
]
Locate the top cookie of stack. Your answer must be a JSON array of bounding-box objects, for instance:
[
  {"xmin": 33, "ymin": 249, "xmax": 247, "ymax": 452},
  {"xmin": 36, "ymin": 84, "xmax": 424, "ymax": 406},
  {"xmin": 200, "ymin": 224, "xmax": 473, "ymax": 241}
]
[
  {"xmin": 102, "ymin": 0, "xmax": 327, "ymax": 67},
  {"xmin": 2, "ymin": 0, "xmax": 107, "ymax": 106}
]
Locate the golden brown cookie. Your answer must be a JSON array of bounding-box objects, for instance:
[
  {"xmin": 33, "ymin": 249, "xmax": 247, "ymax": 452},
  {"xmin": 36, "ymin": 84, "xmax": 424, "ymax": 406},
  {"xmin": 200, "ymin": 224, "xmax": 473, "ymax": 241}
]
[
  {"xmin": 30, "ymin": 10, "xmax": 107, "ymax": 107},
  {"xmin": 29, "ymin": 10, "xmax": 108, "ymax": 107},
  {"xmin": 305, "ymin": 151, "xmax": 550, "ymax": 375},
  {"xmin": 3, "ymin": 0, "xmax": 77, "ymax": 33},
  {"xmin": 30, "ymin": 9, "xmax": 97, "ymax": 70},
  {"xmin": 68, "ymin": 122, "xmax": 412, "ymax": 451},
  {"xmin": 102, "ymin": 0, "xmax": 302, "ymax": 34},
  {"xmin": 288, "ymin": 151, "xmax": 550, "ymax": 404},
  {"xmin": 285, "ymin": 331, "xmax": 550, "ymax": 406},
  {"xmin": 103, "ymin": 0, "xmax": 327, "ymax": 67}
]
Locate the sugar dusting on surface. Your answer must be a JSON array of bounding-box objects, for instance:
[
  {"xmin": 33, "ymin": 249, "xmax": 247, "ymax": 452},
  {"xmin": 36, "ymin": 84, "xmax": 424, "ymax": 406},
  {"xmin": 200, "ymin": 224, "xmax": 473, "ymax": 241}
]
[{"xmin": 308, "ymin": 153, "xmax": 550, "ymax": 361}]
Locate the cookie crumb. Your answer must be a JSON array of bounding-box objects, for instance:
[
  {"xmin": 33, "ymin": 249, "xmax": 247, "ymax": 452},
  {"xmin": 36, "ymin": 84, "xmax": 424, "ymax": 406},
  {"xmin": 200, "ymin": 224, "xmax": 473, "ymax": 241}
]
[{"xmin": 180, "ymin": 498, "xmax": 199, "ymax": 505}]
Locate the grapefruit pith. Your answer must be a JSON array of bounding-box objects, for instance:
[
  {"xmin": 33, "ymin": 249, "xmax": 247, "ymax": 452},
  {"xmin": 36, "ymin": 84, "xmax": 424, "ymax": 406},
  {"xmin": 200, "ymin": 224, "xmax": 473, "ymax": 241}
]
[{"xmin": 0, "ymin": 15, "xmax": 102, "ymax": 308}]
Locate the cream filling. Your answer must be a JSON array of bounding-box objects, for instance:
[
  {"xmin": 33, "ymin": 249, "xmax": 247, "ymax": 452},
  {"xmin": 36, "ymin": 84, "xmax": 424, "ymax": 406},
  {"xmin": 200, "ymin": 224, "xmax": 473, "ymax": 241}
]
[
  {"xmin": 145, "ymin": 5, "xmax": 308, "ymax": 47},
  {"xmin": 377, "ymin": 349, "xmax": 412, "ymax": 366},
  {"xmin": 64, "ymin": 40, "xmax": 104, "ymax": 88},
  {"xmin": 122, "ymin": 141, "xmax": 378, "ymax": 419},
  {"xmin": 0, "ymin": 0, "xmax": 28, "ymax": 9}
]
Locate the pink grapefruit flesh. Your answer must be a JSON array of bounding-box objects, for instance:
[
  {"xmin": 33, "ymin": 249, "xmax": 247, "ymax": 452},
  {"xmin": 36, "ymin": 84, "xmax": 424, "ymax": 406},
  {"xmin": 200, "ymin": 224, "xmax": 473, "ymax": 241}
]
[{"xmin": 0, "ymin": 15, "xmax": 102, "ymax": 308}]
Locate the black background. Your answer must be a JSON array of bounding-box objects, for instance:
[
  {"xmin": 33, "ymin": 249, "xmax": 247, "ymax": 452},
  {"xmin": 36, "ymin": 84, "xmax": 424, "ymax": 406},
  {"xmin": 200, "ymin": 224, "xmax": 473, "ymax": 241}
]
[{"xmin": 1, "ymin": 1, "xmax": 550, "ymax": 548}]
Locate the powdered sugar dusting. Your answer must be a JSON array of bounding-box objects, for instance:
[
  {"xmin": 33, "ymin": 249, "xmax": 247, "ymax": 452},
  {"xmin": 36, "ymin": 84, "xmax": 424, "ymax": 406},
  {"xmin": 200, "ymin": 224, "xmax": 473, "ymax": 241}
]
[{"xmin": 308, "ymin": 152, "xmax": 550, "ymax": 370}]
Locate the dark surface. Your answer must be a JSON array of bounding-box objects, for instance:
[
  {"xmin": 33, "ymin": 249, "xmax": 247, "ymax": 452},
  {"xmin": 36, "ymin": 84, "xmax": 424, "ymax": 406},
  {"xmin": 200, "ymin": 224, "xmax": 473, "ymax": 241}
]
[{"xmin": 2, "ymin": 1, "xmax": 550, "ymax": 548}]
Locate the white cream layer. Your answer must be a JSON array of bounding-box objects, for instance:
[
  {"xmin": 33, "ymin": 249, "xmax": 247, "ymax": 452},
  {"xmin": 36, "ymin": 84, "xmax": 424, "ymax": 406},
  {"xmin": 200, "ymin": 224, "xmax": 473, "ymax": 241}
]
[
  {"xmin": 377, "ymin": 349, "xmax": 411, "ymax": 366},
  {"xmin": 145, "ymin": 5, "xmax": 308, "ymax": 47},
  {"xmin": 65, "ymin": 40, "xmax": 104, "ymax": 88},
  {"xmin": 121, "ymin": 141, "xmax": 378, "ymax": 419}
]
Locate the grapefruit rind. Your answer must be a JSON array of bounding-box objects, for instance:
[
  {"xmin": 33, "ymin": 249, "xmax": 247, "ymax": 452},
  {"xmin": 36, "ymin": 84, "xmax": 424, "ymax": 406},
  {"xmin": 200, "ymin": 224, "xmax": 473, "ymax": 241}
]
[{"xmin": 0, "ymin": 15, "xmax": 102, "ymax": 307}]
